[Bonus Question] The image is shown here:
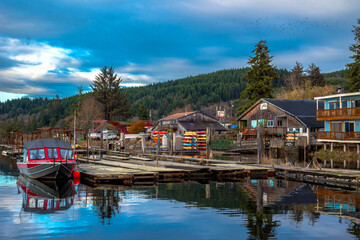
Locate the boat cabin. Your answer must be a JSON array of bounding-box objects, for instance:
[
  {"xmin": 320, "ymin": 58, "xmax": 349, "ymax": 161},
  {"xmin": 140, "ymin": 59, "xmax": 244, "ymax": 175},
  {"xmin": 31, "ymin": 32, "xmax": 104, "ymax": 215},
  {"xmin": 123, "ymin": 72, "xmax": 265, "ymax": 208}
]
[{"xmin": 21, "ymin": 139, "xmax": 75, "ymax": 163}]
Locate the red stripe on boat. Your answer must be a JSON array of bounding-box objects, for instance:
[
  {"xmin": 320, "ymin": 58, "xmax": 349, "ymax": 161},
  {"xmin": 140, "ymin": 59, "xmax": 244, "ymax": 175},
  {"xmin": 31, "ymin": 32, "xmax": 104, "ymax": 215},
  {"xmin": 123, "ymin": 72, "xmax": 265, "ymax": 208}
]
[{"xmin": 17, "ymin": 163, "xmax": 41, "ymax": 168}]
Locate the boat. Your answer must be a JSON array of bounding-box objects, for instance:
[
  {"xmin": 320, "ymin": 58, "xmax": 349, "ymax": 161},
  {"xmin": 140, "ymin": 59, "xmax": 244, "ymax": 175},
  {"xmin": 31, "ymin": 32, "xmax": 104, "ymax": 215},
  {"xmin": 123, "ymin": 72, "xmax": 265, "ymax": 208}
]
[
  {"xmin": 17, "ymin": 174, "xmax": 76, "ymax": 214},
  {"xmin": 17, "ymin": 138, "xmax": 77, "ymax": 179}
]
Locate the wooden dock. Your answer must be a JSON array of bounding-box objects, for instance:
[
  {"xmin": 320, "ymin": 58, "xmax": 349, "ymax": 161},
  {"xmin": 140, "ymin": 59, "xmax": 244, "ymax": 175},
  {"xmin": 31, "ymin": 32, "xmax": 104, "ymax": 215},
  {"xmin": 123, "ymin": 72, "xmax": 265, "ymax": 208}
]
[
  {"xmin": 77, "ymin": 153, "xmax": 272, "ymax": 186},
  {"xmin": 268, "ymin": 165, "xmax": 360, "ymax": 190}
]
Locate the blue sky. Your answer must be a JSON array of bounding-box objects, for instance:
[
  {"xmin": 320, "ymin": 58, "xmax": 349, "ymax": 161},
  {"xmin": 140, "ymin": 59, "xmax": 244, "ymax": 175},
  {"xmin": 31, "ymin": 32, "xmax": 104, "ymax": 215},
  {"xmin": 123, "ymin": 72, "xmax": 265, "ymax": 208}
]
[{"xmin": 0, "ymin": 0, "xmax": 359, "ymax": 101}]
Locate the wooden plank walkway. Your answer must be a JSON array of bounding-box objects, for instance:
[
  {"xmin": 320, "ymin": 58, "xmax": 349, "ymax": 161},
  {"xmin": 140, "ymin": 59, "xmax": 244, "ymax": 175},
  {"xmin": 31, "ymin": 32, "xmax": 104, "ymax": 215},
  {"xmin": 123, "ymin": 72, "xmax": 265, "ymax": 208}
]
[
  {"xmin": 265, "ymin": 165, "xmax": 360, "ymax": 190},
  {"xmin": 77, "ymin": 153, "xmax": 272, "ymax": 186}
]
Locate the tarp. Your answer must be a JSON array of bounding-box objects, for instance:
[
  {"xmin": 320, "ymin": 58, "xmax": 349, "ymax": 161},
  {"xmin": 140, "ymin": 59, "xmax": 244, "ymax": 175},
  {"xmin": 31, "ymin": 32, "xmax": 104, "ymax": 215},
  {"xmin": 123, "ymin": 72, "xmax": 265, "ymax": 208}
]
[{"xmin": 24, "ymin": 139, "xmax": 72, "ymax": 150}]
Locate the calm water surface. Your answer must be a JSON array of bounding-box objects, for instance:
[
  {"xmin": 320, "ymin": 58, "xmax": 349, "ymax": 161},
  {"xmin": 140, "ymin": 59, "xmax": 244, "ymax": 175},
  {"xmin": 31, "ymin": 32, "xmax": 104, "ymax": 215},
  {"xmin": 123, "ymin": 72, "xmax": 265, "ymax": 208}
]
[{"xmin": 1, "ymin": 155, "xmax": 360, "ymax": 240}]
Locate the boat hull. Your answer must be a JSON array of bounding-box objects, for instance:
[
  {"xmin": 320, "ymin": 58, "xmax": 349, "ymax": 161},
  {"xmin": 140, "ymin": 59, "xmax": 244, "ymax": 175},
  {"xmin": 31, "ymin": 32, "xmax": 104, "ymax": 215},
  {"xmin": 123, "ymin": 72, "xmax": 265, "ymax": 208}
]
[{"xmin": 17, "ymin": 162, "xmax": 76, "ymax": 179}]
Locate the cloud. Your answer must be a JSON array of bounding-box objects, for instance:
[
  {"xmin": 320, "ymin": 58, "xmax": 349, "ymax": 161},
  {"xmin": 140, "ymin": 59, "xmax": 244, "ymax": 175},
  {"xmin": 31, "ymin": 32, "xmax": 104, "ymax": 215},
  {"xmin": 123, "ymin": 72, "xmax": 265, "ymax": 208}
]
[
  {"xmin": 181, "ymin": 0, "xmax": 360, "ymax": 19},
  {"xmin": 273, "ymin": 45, "xmax": 351, "ymax": 72}
]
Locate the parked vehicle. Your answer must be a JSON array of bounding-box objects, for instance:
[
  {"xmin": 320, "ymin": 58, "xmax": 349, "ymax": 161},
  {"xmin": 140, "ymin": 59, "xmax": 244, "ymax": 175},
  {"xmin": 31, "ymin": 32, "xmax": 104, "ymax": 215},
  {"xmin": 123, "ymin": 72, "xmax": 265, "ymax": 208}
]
[{"xmin": 90, "ymin": 130, "xmax": 118, "ymax": 140}]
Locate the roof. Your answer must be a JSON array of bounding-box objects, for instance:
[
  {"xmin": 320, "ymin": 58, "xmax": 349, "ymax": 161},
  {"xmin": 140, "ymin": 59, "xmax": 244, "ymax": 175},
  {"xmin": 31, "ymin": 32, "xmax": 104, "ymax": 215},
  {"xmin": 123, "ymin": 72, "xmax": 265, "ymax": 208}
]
[
  {"xmin": 267, "ymin": 184, "xmax": 316, "ymax": 206},
  {"xmin": 158, "ymin": 111, "xmax": 198, "ymax": 121},
  {"xmin": 178, "ymin": 121, "xmax": 227, "ymax": 132},
  {"xmin": 237, "ymin": 98, "xmax": 324, "ymax": 128},
  {"xmin": 24, "ymin": 139, "xmax": 72, "ymax": 150},
  {"xmin": 314, "ymin": 91, "xmax": 360, "ymax": 100},
  {"xmin": 92, "ymin": 120, "xmax": 129, "ymax": 134}
]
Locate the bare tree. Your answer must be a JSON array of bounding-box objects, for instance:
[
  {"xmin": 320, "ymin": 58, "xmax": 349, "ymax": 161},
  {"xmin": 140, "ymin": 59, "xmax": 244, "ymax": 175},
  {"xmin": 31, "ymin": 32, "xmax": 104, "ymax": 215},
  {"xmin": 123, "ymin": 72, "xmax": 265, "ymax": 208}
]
[{"xmin": 77, "ymin": 97, "xmax": 104, "ymax": 130}]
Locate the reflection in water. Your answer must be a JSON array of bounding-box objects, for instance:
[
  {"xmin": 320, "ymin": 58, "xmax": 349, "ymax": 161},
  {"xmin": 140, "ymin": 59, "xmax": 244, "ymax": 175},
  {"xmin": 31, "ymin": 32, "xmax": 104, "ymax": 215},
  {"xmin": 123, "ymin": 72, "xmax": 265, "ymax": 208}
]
[
  {"xmin": 1, "ymin": 153, "xmax": 360, "ymax": 239},
  {"xmin": 17, "ymin": 175, "xmax": 76, "ymax": 214}
]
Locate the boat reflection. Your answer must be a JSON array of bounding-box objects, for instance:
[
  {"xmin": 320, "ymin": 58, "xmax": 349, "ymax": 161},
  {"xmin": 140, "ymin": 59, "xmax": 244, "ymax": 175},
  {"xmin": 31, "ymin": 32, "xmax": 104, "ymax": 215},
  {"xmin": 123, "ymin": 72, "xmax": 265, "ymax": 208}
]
[{"xmin": 17, "ymin": 175, "xmax": 76, "ymax": 214}]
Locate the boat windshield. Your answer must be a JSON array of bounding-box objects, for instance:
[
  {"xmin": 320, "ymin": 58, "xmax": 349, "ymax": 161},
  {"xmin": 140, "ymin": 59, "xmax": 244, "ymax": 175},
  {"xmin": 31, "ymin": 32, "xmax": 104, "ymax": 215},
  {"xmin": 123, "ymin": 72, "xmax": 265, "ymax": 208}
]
[
  {"xmin": 47, "ymin": 148, "xmax": 58, "ymax": 159},
  {"xmin": 29, "ymin": 149, "xmax": 46, "ymax": 160},
  {"xmin": 60, "ymin": 149, "xmax": 74, "ymax": 160}
]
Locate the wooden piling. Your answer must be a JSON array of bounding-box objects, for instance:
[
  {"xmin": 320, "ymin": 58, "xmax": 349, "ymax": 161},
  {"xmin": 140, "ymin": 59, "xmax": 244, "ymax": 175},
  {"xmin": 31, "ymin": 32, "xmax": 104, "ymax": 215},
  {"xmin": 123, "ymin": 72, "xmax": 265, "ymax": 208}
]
[
  {"xmin": 206, "ymin": 128, "xmax": 211, "ymax": 159},
  {"xmin": 257, "ymin": 125, "xmax": 264, "ymax": 164},
  {"xmin": 141, "ymin": 135, "xmax": 146, "ymax": 154},
  {"xmin": 331, "ymin": 159, "xmax": 334, "ymax": 169}
]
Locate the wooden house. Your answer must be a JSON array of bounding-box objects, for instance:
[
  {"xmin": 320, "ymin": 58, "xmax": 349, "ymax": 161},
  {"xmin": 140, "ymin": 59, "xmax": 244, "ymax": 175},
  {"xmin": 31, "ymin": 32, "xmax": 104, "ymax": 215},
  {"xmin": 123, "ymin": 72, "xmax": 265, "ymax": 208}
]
[
  {"xmin": 315, "ymin": 92, "xmax": 360, "ymax": 148},
  {"xmin": 152, "ymin": 111, "xmax": 227, "ymax": 135},
  {"xmin": 237, "ymin": 98, "xmax": 324, "ymax": 145}
]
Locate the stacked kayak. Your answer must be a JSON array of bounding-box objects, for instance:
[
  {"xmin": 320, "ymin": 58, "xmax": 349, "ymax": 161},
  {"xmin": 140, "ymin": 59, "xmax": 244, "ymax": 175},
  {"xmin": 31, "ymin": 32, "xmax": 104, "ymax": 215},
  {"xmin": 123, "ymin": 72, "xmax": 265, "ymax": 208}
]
[
  {"xmin": 183, "ymin": 132, "xmax": 197, "ymax": 150},
  {"xmin": 196, "ymin": 131, "xmax": 207, "ymax": 150},
  {"xmin": 151, "ymin": 131, "xmax": 168, "ymax": 149}
]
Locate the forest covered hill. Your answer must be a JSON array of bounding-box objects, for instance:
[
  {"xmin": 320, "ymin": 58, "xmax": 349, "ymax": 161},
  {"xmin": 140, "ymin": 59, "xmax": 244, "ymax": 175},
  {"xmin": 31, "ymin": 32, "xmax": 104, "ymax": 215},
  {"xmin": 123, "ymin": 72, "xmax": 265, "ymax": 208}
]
[{"xmin": 0, "ymin": 67, "xmax": 348, "ymax": 132}]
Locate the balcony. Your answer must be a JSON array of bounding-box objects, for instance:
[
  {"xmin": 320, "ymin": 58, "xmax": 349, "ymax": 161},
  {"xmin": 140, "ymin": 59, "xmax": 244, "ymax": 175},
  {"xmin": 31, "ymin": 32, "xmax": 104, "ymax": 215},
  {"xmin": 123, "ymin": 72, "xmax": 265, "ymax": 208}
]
[
  {"xmin": 317, "ymin": 131, "xmax": 360, "ymax": 142},
  {"xmin": 317, "ymin": 107, "xmax": 360, "ymax": 121}
]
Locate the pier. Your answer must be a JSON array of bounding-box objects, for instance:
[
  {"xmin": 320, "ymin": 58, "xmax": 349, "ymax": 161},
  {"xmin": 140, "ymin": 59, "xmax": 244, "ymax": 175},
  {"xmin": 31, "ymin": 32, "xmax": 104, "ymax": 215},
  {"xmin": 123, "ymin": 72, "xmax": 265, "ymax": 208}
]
[{"xmin": 77, "ymin": 152, "xmax": 272, "ymax": 186}]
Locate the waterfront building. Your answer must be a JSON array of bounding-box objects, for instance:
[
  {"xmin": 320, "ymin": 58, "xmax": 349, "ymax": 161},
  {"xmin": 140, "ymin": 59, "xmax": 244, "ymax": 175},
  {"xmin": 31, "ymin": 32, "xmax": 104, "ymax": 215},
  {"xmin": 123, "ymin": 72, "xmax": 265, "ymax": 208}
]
[
  {"xmin": 152, "ymin": 111, "xmax": 227, "ymax": 135},
  {"xmin": 237, "ymin": 98, "xmax": 324, "ymax": 145},
  {"xmin": 315, "ymin": 92, "xmax": 360, "ymax": 151}
]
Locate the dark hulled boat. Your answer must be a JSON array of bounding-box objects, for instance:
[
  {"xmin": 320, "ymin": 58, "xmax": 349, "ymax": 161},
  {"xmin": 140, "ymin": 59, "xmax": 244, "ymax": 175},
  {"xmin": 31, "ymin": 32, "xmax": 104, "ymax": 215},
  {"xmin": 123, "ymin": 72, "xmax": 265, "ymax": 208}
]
[{"xmin": 17, "ymin": 139, "xmax": 77, "ymax": 179}]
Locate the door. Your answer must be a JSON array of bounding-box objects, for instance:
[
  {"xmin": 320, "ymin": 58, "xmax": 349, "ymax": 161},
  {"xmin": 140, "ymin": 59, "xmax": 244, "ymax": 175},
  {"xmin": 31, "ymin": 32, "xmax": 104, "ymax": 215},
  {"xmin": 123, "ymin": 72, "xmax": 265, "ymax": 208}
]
[{"xmin": 345, "ymin": 121, "xmax": 355, "ymax": 140}]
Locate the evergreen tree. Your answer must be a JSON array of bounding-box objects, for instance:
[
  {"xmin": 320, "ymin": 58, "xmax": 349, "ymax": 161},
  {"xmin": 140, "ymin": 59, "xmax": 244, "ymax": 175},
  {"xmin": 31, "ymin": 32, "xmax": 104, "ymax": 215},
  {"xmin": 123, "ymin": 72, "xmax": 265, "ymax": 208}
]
[
  {"xmin": 307, "ymin": 63, "xmax": 325, "ymax": 86},
  {"xmin": 347, "ymin": 19, "xmax": 360, "ymax": 92},
  {"xmin": 286, "ymin": 62, "xmax": 305, "ymax": 89},
  {"xmin": 91, "ymin": 66, "xmax": 131, "ymax": 120},
  {"xmin": 238, "ymin": 40, "xmax": 276, "ymax": 115},
  {"xmin": 137, "ymin": 103, "xmax": 150, "ymax": 121}
]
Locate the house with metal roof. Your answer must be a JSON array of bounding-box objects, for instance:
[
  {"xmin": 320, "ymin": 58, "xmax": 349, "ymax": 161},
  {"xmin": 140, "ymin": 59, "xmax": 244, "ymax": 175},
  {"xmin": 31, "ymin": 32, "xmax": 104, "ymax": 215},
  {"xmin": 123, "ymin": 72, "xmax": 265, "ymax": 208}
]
[
  {"xmin": 152, "ymin": 111, "xmax": 227, "ymax": 135},
  {"xmin": 236, "ymin": 98, "xmax": 324, "ymax": 145}
]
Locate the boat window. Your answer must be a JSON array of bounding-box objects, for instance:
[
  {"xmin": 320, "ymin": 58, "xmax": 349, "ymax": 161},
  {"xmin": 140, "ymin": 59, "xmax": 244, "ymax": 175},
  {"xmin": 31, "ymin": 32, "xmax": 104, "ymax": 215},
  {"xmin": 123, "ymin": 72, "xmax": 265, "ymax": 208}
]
[
  {"xmin": 47, "ymin": 148, "xmax": 58, "ymax": 159},
  {"xmin": 60, "ymin": 149, "xmax": 74, "ymax": 160},
  {"xmin": 29, "ymin": 149, "xmax": 45, "ymax": 160},
  {"xmin": 23, "ymin": 150, "xmax": 28, "ymax": 162}
]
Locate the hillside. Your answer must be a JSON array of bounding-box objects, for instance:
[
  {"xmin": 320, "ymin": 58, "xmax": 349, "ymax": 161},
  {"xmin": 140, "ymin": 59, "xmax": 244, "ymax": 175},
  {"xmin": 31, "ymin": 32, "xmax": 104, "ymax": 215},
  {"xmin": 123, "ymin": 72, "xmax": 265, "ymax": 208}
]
[{"xmin": 0, "ymin": 67, "xmax": 348, "ymax": 132}]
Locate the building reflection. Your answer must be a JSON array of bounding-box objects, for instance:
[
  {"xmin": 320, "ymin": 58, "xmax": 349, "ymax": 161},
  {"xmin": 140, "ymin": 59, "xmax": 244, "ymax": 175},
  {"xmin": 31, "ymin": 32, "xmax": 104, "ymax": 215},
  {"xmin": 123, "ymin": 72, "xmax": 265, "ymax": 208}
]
[{"xmin": 17, "ymin": 175, "xmax": 76, "ymax": 214}]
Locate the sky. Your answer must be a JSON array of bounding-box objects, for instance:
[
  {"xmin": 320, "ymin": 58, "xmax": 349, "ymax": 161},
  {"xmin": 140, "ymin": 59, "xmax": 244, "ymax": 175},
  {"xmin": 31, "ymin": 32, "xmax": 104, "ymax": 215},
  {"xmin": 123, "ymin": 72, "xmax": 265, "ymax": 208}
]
[{"xmin": 0, "ymin": 0, "xmax": 359, "ymax": 102}]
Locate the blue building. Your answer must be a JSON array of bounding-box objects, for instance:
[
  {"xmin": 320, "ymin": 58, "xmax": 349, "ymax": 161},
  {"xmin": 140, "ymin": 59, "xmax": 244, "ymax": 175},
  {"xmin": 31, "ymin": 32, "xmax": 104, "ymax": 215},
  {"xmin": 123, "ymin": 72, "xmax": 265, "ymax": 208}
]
[{"xmin": 315, "ymin": 92, "xmax": 360, "ymax": 149}]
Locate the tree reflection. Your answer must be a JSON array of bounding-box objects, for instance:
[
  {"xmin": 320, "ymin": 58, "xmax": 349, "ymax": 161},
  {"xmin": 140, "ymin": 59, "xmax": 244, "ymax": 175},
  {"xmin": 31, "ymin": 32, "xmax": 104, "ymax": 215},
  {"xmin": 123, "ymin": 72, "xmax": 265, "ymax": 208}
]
[{"xmin": 92, "ymin": 189, "xmax": 122, "ymax": 225}]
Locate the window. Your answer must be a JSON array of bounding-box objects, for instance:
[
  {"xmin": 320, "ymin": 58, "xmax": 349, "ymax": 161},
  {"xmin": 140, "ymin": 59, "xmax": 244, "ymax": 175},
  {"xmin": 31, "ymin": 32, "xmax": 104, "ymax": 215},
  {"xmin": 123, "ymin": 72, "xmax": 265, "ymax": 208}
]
[
  {"xmin": 267, "ymin": 120, "xmax": 274, "ymax": 127},
  {"xmin": 329, "ymin": 101, "xmax": 340, "ymax": 109},
  {"xmin": 342, "ymin": 101, "xmax": 348, "ymax": 108},
  {"xmin": 258, "ymin": 119, "xmax": 264, "ymax": 126},
  {"xmin": 60, "ymin": 149, "xmax": 74, "ymax": 160},
  {"xmin": 277, "ymin": 120, "xmax": 283, "ymax": 127},
  {"xmin": 345, "ymin": 122, "xmax": 355, "ymax": 132},
  {"xmin": 29, "ymin": 149, "xmax": 45, "ymax": 160},
  {"xmin": 23, "ymin": 150, "xmax": 28, "ymax": 162},
  {"xmin": 251, "ymin": 120, "xmax": 257, "ymax": 128},
  {"xmin": 47, "ymin": 148, "xmax": 58, "ymax": 159},
  {"xmin": 302, "ymin": 128, "xmax": 307, "ymax": 133}
]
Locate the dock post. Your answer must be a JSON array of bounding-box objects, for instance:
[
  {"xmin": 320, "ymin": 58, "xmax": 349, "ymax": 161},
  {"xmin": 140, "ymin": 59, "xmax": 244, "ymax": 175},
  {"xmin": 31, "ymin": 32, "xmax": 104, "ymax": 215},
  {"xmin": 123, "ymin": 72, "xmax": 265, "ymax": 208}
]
[
  {"xmin": 120, "ymin": 132, "xmax": 125, "ymax": 151},
  {"xmin": 257, "ymin": 125, "xmax": 264, "ymax": 164},
  {"xmin": 141, "ymin": 135, "xmax": 146, "ymax": 154},
  {"xmin": 344, "ymin": 160, "xmax": 347, "ymax": 169},
  {"xmin": 344, "ymin": 144, "xmax": 347, "ymax": 152},
  {"xmin": 206, "ymin": 128, "xmax": 211, "ymax": 159},
  {"xmin": 357, "ymin": 160, "xmax": 359, "ymax": 170},
  {"xmin": 156, "ymin": 133, "xmax": 160, "ymax": 165},
  {"xmin": 237, "ymin": 133, "xmax": 241, "ymax": 147},
  {"xmin": 331, "ymin": 143, "xmax": 333, "ymax": 152},
  {"xmin": 172, "ymin": 133, "xmax": 176, "ymax": 155},
  {"xmin": 324, "ymin": 144, "xmax": 327, "ymax": 150},
  {"xmin": 331, "ymin": 159, "xmax": 333, "ymax": 169},
  {"xmin": 357, "ymin": 144, "xmax": 360, "ymax": 154},
  {"xmin": 169, "ymin": 132, "xmax": 173, "ymax": 155},
  {"xmin": 324, "ymin": 160, "xmax": 327, "ymax": 168},
  {"xmin": 100, "ymin": 131, "xmax": 103, "ymax": 159}
]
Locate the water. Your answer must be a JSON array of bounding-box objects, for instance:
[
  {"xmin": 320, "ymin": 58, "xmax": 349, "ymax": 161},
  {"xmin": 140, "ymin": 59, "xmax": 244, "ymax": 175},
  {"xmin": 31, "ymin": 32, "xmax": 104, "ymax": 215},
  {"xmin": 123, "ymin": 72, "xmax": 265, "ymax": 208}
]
[{"xmin": 1, "ymin": 155, "xmax": 360, "ymax": 239}]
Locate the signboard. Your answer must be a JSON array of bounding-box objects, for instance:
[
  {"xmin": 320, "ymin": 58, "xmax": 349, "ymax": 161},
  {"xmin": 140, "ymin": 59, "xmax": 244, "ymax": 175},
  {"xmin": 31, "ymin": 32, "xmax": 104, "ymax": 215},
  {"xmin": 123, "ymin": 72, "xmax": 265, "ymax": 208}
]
[
  {"xmin": 284, "ymin": 141, "xmax": 295, "ymax": 148},
  {"xmin": 260, "ymin": 103, "xmax": 267, "ymax": 110},
  {"xmin": 217, "ymin": 110, "xmax": 225, "ymax": 119}
]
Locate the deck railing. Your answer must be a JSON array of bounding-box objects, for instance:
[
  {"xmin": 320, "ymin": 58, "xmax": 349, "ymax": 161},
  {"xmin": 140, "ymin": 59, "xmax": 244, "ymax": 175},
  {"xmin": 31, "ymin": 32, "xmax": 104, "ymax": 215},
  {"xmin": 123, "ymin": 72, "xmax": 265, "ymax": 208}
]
[
  {"xmin": 317, "ymin": 131, "xmax": 360, "ymax": 141},
  {"xmin": 317, "ymin": 107, "xmax": 360, "ymax": 120}
]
